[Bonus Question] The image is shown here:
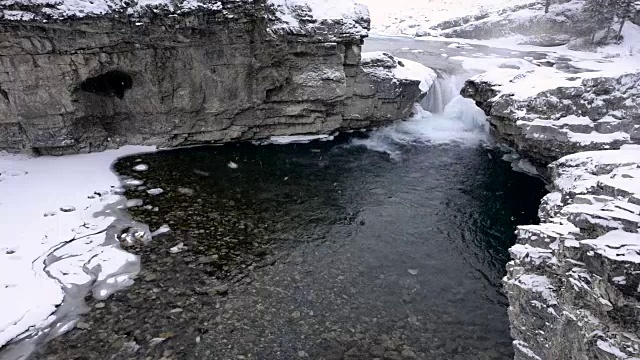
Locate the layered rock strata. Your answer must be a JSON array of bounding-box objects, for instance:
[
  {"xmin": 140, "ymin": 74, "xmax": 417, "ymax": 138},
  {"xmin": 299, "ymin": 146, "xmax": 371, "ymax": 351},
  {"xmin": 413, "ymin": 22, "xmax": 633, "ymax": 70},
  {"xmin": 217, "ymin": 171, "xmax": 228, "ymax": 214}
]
[
  {"xmin": 506, "ymin": 146, "xmax": 640, "ymax": 360},
  {"xmin": 462, "ymin": 65, "xmax": 640, "ymax": 168},
  {"xmin": 0, "ymin": 0, "xmax": 424, "ymax": 155},
  {"xmin": 463, "ymin": 60, "xmax": 640, "ymax": 359}
]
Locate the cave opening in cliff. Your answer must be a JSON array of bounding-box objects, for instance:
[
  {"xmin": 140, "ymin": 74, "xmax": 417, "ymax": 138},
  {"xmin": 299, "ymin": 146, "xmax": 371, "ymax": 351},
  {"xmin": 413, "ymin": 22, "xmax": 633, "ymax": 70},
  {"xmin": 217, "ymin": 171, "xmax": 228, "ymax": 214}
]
[{"xmin": 80, "ymin": 70, "xmax": 133, "ymax": 99}]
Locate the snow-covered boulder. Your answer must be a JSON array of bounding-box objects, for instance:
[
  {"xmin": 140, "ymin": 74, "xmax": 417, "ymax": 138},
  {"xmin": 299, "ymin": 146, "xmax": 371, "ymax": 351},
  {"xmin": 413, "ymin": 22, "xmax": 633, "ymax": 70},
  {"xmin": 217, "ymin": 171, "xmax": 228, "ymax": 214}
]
[{"xmin": 505, "ymin": 145, "xmax": 640, "ymax": 360}]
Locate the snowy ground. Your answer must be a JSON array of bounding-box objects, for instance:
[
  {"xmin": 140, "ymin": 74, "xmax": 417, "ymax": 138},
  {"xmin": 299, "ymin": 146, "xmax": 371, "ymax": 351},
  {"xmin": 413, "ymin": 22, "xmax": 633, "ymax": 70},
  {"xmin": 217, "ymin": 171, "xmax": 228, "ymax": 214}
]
[
  {"xmin": 0, "ymin": 147, "xmax": 154, "ymax": 352},
  {"xmin": 360, "ymin": 0, "xmax": 538, "ymax": 36},
  {"xmin": 360, "ymin": 0, "xmax": 640, "ymax": 75}
]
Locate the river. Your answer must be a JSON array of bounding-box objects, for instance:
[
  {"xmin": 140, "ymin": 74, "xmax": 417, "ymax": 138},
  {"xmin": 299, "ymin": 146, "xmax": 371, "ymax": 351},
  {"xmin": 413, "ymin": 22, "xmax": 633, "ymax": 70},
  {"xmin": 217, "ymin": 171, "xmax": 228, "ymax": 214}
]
[{"xmin": 30, "ymin": 38, "xmax": 547, "ymax": 360}]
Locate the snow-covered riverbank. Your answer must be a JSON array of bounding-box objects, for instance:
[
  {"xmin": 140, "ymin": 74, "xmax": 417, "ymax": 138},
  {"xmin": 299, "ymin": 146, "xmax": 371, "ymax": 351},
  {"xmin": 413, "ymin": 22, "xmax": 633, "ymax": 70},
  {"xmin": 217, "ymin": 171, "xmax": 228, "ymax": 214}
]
[{"xmin": 0, "ymin": 147, "xmax": 153, "ymax": 352}]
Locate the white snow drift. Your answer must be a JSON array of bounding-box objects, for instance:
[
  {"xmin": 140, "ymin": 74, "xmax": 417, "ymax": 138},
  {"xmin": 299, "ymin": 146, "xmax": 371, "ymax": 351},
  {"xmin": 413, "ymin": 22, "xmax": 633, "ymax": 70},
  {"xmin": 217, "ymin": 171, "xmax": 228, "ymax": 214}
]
[{"xmin": 0, "ymin": 146, "xmax": 153, "ymax": 348}]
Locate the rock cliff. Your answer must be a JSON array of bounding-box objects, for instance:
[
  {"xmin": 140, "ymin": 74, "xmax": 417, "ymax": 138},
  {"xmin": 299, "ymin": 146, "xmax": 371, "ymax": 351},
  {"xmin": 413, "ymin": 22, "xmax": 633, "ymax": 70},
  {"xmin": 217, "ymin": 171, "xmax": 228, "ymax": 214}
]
[
  {"xmin": 462, "ymin": 64, "xmax": 640, "ymax": 168},
  {"xmin": 506, "ymin": 146, "xmax": 640, "ymax": 360},
  {"xmin": 0, "ymin": 0, "xmax": 424, "ymax": 155},
  {"xmin": 463, "ymin": 60, "xmax": 640, "ymax": 359}
]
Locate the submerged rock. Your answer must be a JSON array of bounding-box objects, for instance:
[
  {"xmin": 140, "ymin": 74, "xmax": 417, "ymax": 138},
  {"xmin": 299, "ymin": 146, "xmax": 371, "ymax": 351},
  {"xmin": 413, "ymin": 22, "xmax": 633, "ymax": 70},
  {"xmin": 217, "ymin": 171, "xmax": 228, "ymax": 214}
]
[{"xmin": 0, "ymin": 0, "xmax": 427, "ymax": 155}]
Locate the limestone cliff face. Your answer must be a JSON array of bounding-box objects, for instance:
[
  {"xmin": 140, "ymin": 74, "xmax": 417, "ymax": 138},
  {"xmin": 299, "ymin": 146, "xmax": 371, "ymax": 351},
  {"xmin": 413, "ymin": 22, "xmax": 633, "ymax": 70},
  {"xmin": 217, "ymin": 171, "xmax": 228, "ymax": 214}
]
[
  {"xmin": 0, "ymin": 0, "xmax": 422, "ymax": 155},
  {"xmin": 462, "ymin": 62, "xmax": 640, "ymax": 359},
  {"xmin": 462, "ymin": 69, "xmax": 640, "ymax": 168},
  {"xmin": 505, "ymin": 147, "xmax": 640, "ymax": 360}
]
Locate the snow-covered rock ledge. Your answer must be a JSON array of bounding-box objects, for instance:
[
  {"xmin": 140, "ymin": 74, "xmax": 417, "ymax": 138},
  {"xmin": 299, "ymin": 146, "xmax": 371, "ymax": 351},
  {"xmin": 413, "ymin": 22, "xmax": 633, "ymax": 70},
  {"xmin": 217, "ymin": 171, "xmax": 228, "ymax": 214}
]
[
  {"xmin": 0, "ymin": 0, "xmax": 429, "ymax": 155},
  {"xmin": 504, "ymin": 145, "xmax": 640, "ymax": 360},
  {"xmin": 461, "ymin": 63, "xmax": 640, "ymax": 170}
]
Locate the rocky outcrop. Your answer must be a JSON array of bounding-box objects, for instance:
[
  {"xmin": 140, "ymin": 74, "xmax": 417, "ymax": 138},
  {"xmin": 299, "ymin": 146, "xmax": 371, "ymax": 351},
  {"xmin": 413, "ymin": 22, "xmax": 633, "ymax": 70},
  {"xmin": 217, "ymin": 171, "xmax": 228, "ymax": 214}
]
[
  {"xmin": 0, "ymin": 0, "xmax": 424, "ymax": 155},
  {"xmin": 505, "ymin": 146, "xmax": 640, "ymax": 360},
  {"xmin": 376, "ymin": 0, "xmax": 582, "ymax": 44},
  {"xmin": 432, "ymin": 8, "xmax": 578, "ymax": 41},
  {"xmin": 462, "ymin": 65, "xmax": 640, "ymax": 168},
  {"xmin": 462, "ymin": 59, "xmax": 640, "ymax": 359}
]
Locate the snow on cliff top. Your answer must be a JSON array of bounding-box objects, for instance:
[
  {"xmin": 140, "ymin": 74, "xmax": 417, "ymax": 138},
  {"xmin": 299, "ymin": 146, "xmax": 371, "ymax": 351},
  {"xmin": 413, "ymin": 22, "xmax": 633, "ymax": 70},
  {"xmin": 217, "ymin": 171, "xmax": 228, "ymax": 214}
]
[
  {"xmin": 361, "ymin": 51, "xmax": 437, "ymax": 92},
  {"xmin": 268, "ymin": 0, "xmax": 369, "ymax": 36},
  {"xmin": 0, "ymin": 0, "xmax": 223, "ymax": 19},
  {"xmin": 1, "ymin": 0, "xmax": 370, "ymax": 37}
]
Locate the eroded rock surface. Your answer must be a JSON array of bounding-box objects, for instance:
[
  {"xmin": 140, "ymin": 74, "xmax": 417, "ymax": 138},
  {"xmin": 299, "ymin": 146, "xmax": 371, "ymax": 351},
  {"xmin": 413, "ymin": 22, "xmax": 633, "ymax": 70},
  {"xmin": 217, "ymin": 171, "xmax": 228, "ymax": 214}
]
[
  {"xmin": 462, "ymin": 65, "xmax": 640, "ymax": 167},
  {"xmin": 0, "ymin": 0, "xmax": 424, "ymax": 155},
  {"xmin": 505, "ymin": 146, "xmax": 640, "ymax": 360},
  {"xmin": 462, "ymin": 57, "xmax": 640, "ymax": 359}
]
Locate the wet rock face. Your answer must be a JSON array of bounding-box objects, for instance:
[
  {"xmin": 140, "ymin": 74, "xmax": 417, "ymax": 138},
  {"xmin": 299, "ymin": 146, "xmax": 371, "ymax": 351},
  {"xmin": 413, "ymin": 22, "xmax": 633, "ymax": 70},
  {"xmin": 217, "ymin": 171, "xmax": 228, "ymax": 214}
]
[
  {"xmin": 0, "ymin": 1, "xmax": 421, "ymax": 155},
  {"xmin": 462, "ymin": 71, "xmax": 640, "ymax": 167},
  {"xmin": 504, "ymin": 146, "xmax": 640, "ymax": 360}
]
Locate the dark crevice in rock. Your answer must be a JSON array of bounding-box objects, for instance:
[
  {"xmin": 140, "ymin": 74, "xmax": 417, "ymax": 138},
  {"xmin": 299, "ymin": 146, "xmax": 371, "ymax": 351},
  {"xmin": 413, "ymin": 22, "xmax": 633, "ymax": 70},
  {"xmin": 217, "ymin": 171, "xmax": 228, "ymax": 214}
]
[
  {"xmin": 0, "ymin": 86, "xmax": 8, "ymax": 102},
  {"xmin": 80, "ymin": 70, "xmax": 133, "ymax": 99},
  {"xmin": 265, "ymin": 84, "xmax": 284, "ymax": 101}
]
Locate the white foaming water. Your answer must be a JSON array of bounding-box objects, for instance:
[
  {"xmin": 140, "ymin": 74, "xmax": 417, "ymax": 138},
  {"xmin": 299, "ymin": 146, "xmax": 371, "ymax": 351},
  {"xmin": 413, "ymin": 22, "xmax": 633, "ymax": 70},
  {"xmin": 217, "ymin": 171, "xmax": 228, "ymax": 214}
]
[
  {"xmin": 351, "ymin": 73, "xmax": 489, "ymax": 159},
  {"xmin": 421, "ymin": 74, "xmax": 467, "ymax": 114}
]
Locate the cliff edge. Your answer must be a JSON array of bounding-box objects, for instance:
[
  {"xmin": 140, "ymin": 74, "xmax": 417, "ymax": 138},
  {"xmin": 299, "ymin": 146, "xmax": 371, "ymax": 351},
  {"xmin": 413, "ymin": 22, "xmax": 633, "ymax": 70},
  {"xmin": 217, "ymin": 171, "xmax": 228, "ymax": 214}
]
[{"xmin": 0, "ymin": 0, "xmax": 426, "ymax": 155}]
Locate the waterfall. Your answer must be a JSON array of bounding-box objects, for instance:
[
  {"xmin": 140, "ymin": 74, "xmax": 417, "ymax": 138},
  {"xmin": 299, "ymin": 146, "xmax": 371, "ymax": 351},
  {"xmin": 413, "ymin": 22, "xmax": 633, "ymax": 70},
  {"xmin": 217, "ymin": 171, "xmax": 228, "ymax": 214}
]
[
  {"xmin": 420, "ymin": 74, "xmax": 468, "ymax": 114},
  {"xmin": 350, "ymin": 71, "xmax": 489, "ymax": 158}
]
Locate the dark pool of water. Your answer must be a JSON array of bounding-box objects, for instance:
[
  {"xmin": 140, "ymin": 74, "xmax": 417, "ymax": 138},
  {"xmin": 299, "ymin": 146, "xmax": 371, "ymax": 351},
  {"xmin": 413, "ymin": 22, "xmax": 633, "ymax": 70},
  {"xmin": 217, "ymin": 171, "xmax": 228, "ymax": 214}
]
[{"xmin": 35, "ymin": 134, "xmax": 545, "ymax": 360}]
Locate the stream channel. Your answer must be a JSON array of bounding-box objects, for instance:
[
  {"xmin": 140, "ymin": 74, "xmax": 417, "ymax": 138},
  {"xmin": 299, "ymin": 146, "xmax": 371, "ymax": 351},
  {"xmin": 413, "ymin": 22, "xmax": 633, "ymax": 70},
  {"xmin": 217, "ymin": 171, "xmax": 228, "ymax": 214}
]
[{"xmin": 32, "ymin": 36, "xmax": 551, "ymax": 360}]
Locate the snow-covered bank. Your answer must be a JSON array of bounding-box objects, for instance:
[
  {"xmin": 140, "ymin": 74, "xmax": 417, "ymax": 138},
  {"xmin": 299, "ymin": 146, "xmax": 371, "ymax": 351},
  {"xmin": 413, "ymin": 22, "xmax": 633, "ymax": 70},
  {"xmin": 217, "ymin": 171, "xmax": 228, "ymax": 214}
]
[
  {"xmin": 360, "ymin": 0, "xmax": 537, "ymax": 37},
  {"xmin": 0, "ymin": 146, "xmax": 153, "ymax": 353},
  {"xmin": 360, "ymin": 51, "xmax": 437, "ymax": 93}
]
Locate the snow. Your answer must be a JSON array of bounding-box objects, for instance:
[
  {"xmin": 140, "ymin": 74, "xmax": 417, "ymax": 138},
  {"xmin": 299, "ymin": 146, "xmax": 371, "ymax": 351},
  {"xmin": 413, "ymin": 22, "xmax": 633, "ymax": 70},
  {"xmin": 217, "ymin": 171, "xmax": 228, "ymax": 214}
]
[
  {"xmin": 151, "ymin": 224, "xmax": 172, "ymax": 237},
  {"xmin": 391, "ymin": 58, "xmax": 437, "ymax": 92},
  {"xmin": 553, "ymin": 146, "xmax": 640, "ymax": 195},
  {"xmin": 510, "ymin": 244, "xmax": 555, "ymax": 265},
  {"xmin": 146, "ymin": 188, "xmax": 164, "ymax": 195},
  {"xmin": 469, "ymin": 66, "xmax": 583, "ymax": 101},
  {"xmin": 132, "ymin": 164, "xmax": 149, "ymax": 172},
  {"xmin": 511, "ymin": 274, "xmax": 558, "ymax": 305},
  {"xmin": 582, "ymin": 231, "xmax": 640, "ymax": 263},
  {"xmin": 269, "ymin": 135, "xmax": 332, "ymax": 144},
  {"xmin": 267, "ymin": 0, "xmax": 369, "ymax": 36},
  {"xmin": 564, "ymin": 131, "xmax": 630, "ymax": 146},
  {"xmin": 0, "ymin": 0, "xmax": 222, "ymax": 19},
  {"xmin": 360, "ymin": 0, "xmax": 537, "ymax": 36},
  {"xmin": 0, "ymin": 146, "xmax": 154, "ymax": 348},
  {"xmin": 361, "ymin": 52, "xmax": 437, "ymax": 92},
  {"xmin": 597, "ymin": 339, "xmax": 633, "ymax": 359},
  {"xmin": 513, "ymin": 340, "xmax": 543, "ymax": 360}
]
